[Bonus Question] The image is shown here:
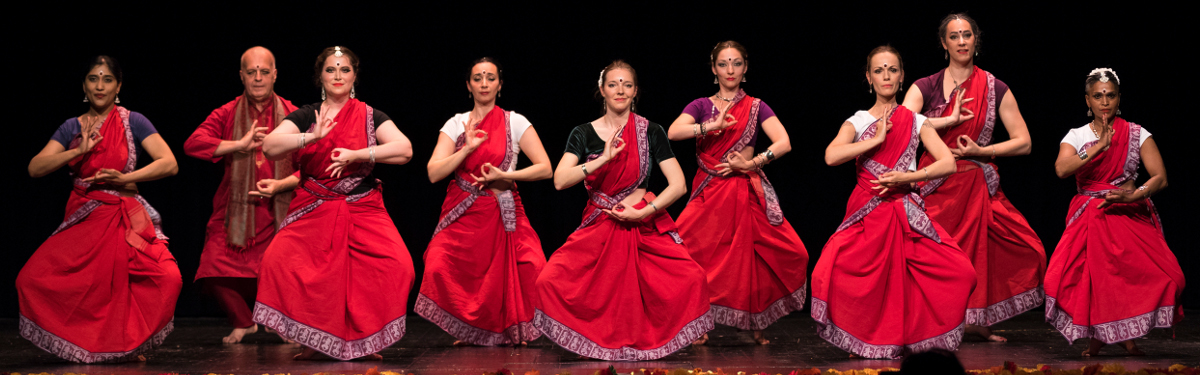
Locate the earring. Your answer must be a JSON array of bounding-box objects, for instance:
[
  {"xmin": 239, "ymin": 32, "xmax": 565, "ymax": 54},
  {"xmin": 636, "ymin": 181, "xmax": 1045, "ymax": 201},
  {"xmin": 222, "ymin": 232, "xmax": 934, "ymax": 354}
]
[
  {"xmin": 321, "ymin": 87, "xmax": 326, "ymax": 101},
  {"xmin": 83, "ymin": 95, "xmax": 88, "ymax": 103},
  {"xmin": 1117, "ymin": 109, "xmax": 1122, "ymax": 115},
  {"xmin": 741, "ymin": 76, "xmax": 747, "ymax": 83},
  {"xmin": 1087, "ymin": 109, "xmax": 1093, "ymax": 117},
  {"xmin": 713, "ymin": 76, "xmax": 718, "ymax": 84},
  {"xmin": 945, "ymin": 51, "xmax": 949, "ymax": 60},
  {"xmin": 350, "ymin": 86, "xmax": 356, "ymax": 99},
  {"xmin": 498, "ymin": 91, "xmax": 502, "ymax": 98},
  {"xmin": 115, "ymin": 96, "xmax": 120, "ymax": 104},
  {"xmin": 869, "ymin": 87, "xmax": 873, "ymax": 94},
  {"xmin": 975, "ymin": 50, "xmax": 979, "ymax": 57}
]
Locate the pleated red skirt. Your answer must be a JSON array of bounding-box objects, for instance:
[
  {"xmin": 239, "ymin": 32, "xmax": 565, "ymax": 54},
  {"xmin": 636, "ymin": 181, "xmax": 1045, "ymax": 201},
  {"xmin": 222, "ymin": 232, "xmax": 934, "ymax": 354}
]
[
  {"xmin": 416, "ymin": 192, "xmax": 544, "ymax": 345},
  {"xmin": 534, "ymin": 204, "xmax": 712, "ymax": 361},
  {"xmin": 1044, "ymin": 197, "xmax": 1184, "ymax": 344},
  {"xmin": 676, "ymin": 173, "xmax": 808, "ymax": 330},
  {"xmin": 923, "ymin": 163, "xmax": 1046, "ymax": 326},
  {"xmin": 811, "ymin": 198, "xmax": 976, "ymax": 358},
  {"xmin": 18, "ymin": 194, "xmax": 181, "ymax": 363},
  {"xmin": 254, "ymin": 188, "xmax": 414, "ymax": 360}
]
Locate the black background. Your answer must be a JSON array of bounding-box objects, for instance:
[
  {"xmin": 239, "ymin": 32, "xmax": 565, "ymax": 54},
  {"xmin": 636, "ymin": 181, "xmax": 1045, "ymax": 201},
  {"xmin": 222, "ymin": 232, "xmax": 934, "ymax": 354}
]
[{"xmin": 6, "ymin": 4, "xmax": 1194, "ymax": 319}]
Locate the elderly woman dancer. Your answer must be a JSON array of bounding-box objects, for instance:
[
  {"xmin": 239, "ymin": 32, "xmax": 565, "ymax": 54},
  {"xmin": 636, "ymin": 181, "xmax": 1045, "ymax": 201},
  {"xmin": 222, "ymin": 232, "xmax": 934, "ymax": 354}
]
[
  {"xmin": 19, "ymin": 55, "xmax": 181, "ymax": 363},
  {"xmin": 255, "ymin": 46, "xmax": 415, "ymax": 360},
  {"xmin": 667, "ymin": 41, "xmax": 808, "ymax": 345},
  {"xmin": 1046, "ymin": 68, "xmax": 1183, "ymax": 356}
]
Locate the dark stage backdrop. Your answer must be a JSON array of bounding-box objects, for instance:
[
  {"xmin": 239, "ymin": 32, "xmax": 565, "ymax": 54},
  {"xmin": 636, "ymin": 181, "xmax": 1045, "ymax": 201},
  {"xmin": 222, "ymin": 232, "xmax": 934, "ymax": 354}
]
[{"xmin": 7, "ymin": 5, "xmax": 1195, "ymax": 320}]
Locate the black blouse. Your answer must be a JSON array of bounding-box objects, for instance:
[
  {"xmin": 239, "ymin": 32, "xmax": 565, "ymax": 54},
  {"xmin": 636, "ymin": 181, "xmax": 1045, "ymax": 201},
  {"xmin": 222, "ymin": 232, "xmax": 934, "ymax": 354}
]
[
  {"xmin": 285, "ymin": 103, "xmax": 392, "ymax": 132},
  {"xmin": 563, "ymin": 121, "xmax": 675, "ymax": 189}
]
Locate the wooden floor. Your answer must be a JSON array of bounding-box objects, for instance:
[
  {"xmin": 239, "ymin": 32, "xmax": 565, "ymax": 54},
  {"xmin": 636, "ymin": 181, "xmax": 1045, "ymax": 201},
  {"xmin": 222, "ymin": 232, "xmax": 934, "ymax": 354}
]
[{"xmin": 2, "ymin": 309, "xmax": 1196, "ymax": 374}]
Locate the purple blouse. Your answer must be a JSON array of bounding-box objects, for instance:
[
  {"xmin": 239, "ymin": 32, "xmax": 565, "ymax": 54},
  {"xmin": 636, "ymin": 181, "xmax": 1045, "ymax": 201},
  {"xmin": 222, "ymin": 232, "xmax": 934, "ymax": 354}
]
[
  {"xmin": 682, "ymin": 98, "xmax": 777, "ymax": 148},
  {"xmin": 913, "ymin": 68, "xmax": 1009, "ymax": 116},
  {"xmin": 52, "ymin": 111, "xmax": 158, "ymax": 150}
]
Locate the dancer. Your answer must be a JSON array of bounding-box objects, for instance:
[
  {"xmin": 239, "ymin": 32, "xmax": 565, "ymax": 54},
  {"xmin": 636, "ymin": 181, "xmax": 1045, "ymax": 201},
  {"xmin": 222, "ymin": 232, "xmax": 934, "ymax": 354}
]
[
  {"xmin": 534, "ymin": 60, "xmax": 713, "ymax": 361},
  {"xmin": 417, "ymin": 57, "xmax": 551, "ymax": 346},
  {"xmin": 667, "ymin": 41, "xmax": 807, "ymax": 345},
  {"xmin": 19, "ymin": 56, "xmax": 181, "ymax": 363},
  {"xmin": 902, "ymin": 13, "xmax": 1045, "ymax": 342},
  {"xmin": 812, "ymin": 46, "xmax": 976, "ymax": 359},
  {"xmin": 184, "ymin": 46, "xmax": 300, "ymax": 344},
  {"xmin": 1046, "ymin": 68, "xmax": 1183, "ymax": 356},
  {"xmin": 254, "ymin": 46, "xmax": 416, "ymax": 360}
]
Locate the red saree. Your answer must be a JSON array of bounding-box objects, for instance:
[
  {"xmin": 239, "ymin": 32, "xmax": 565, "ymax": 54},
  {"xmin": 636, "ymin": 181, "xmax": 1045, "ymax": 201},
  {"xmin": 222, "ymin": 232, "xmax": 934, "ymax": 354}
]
[
  {"xmin": 1044, "ymin": 118, "xmax": 1184, "ymax": 344},
  {"xmin": 415, "ymin": 107, "xmax": 545, "ymax": 345},
  {"xmin": 17, "ymin": 107, "xmax": 181, "ymax": 363},
  {"xmin": 253, "ymin": 99, "xmax": 415, "ymax": 360},
  {"xmin": 916, "ymin": 67, "xmax": 1046, "ymax": 326},
  {"xmin": 675, "ymin": 90, "xmax": 808, "ymax": 330},
  {"xmin": 533, "ymin": 114, "xmax": 713, "ymax": 361},
  {"xmin": 811, "ymin": 106, "xmax": 976, "ymax": 358}
]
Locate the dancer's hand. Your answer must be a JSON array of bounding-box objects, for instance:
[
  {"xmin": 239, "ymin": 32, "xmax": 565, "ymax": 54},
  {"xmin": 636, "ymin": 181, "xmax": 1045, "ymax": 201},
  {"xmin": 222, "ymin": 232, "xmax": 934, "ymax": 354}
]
[
  {"xmin": 250, "ymin": 178, "xmax": 285, "ymax": 198},
  {"xmin": 946, "ymin": 88, "xmax": 975, "ymax": 127},
  {"xmin": 311, "ymin": 106, "xmax": 337, "ymax": 141},
  {"xmin": 951, "ymin": 135, "xmax": 984, "ymax": 158},
  {"xmin": 709, "ymin": 103, "xmax": 738, "ymax": 132},
  {"xmin": 717, "ymin": 151, "xmax": 755, "ymax": 175},
  {"xmin": 83, "ymin": 168, "xmax": 126, "ymax": 185},
  {"xmin": 1097, "ymin": 188, "xmax": 1136, "ymax": 208},
  {"xmin": 236, "ymin": 120, "xmax": 269, "ymax": 153},
  {"xmin": 325, "ymin": 148, "xmax": 360, "ymax": 178},
  {"xmin": 462, "ymin": 117, "xmax": 488, "ymax": 152},
  {"xmin": 470, "ymin": 162, "xmax": 509, "ymax": 189},
  {"xmin": 77, "ymin": 115, "xmax": 103, "ymax": 154},
  {"xmin": 601, "ymin": 131, "xmax": 626, "ymax": 163},
  {"xmin": 869, "ymin": 171, "xmax": 906, "ymax": 196},
  {"xmin": 872, "ymin": 105, "xmax": 892, "ymax": 145},
  {"xmin": 603, "ymin": 203, "xmax": 652, "ymax": 222}
]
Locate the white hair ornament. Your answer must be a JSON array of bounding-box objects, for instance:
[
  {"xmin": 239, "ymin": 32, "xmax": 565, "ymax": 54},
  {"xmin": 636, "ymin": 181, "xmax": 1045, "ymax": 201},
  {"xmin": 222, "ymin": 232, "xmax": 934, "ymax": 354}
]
[
  {"xmin": 334, "ymin": 46, "xmax": 344, "ymax": 57},
  {"xmin": 1088, "ymin": 68, "xmax": 1120, "ymax": 85}
]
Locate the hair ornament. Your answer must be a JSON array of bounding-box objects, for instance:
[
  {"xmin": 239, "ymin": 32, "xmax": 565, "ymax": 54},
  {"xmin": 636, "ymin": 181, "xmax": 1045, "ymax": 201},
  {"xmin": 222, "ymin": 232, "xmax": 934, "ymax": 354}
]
[
  {"xmin": 334, "ymin": 46, "xmax": 344, "ymax": 58},
  {"xmin": 597, "ymin": 69, "xmax": 606, "ymax": 88},
  {"xmin": 1088, "ymin": 68, "xmax": 1120, "ymax": 85}
]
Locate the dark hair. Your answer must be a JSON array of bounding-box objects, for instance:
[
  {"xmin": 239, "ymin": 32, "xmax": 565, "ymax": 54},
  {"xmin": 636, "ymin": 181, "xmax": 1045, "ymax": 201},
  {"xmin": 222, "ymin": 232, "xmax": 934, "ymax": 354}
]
[
  {"xmin": 899, "ymin": 349, "xmax": 966, "ymax": 375},
  {"xmin": 596, "ymin": 60, "xmax": 639, "ymax": 113},
  {"xmin": 312, "ymin": 46, "xmax": 360, "ymax": 87},
  {"xmin": 466, "ymin": 57, "xmax": 503, "ymax": 82},
  {"xmin": 710, "ymin": 40, "xmax": 748, "ymax": 68},
  {"xmin": 84, "ymin": 55, "xmax": 122, "ymax": 83},
  {"xmin": 938, "ymin": 12, "xmax": 982, "ymax": 56},
  {"xmin": 1085, "ymin": 69, "xmax": 1121, "ymax": 94},
  {"xmin": 865, "ymin": 45, "xmax": 905, "ymax": 73}
]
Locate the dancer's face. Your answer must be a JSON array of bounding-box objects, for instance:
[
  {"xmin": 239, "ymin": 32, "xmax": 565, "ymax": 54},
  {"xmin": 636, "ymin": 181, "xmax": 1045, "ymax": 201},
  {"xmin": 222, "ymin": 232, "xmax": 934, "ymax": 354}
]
[
  {"xmin": 320, "ymin": 55, "xmax": 356, "ymax": 99},
  {"xmin": 866, "ymin": 52, "xmax": 904, "ymax": 99},
  {"xmin": 240, "ymin": 50, "xmax": 277, "ymax": 102},
  {"xmin": 711, "ymin": 48, "xmax": 746, "ymax": 91},
  {"xmin": 466, "ymin": 62, "xmax": 502, "ymax": 104},
  {"xmin": 600, "ymin": 69, "xmax": 637, "ymax": 114},
  {"xmin": 1085, "ymin": 81, "xmax": 1121, "ymax": 121},
  {"xmin": 942, "ymin": 19, "xmax": 976, "ymax": 64},
  {"xmin": 83, "ymin": 63, "xmax": 121, "ymax": 109}
]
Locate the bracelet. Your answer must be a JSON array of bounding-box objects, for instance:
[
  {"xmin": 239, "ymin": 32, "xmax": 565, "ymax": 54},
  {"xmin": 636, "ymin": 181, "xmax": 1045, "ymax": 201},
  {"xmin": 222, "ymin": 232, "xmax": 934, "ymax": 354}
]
[
  {"xmin": 1138, "ymin": 185, "xmax": 1151, "ymax": 199},
  {"xmin": 693, "ymin": 124, "xmax": 700, "ymax": 138},
  {"xmin": 647, "ymin": 201, "xmax": 659, "ymax": 211},
  {"xmin": 699, "ymin": 122, "xmax": 707, "ymax": 137},
  {"xmin": 369, "ymin": 146, "xmax": 376, "ymax": 164},
  {"xmin": 1077, "ymin": 149, "xmax": 1088, "ymax": 160},
  {"xmin": 923, "ymin": 167, "xmax": 929, "ymax": 181},
  {"xmin": 581, "ymin": 164, "xmax": 589, "ymax": 176},
  {"xmin": 764, "ymin": 149, "xmax": 776, "ymax": 162},
  {"xmin": 298, "ymin": 133, "xmax": 306, "ymax": 148},
  {"xmin": 990, "ymin": 146, "xmax": 996, "ymax": 158},
  {"xmin": 752, "ymin": 157, "xmax": 763, "ymax": 170}
]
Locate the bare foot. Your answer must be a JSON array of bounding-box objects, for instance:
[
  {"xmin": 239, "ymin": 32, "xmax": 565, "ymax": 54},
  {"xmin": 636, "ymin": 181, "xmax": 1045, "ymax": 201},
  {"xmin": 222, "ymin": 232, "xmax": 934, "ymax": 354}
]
[
  {"xmin": 849, "ymin": 353, "xmax": 860, "ymax": 359},
  {"xmin": 517, "ymin": 341, "xmax": 528, "ymax": 346},
  {"xmin": 965, "ymin": 324, "xmax": 1007, "ymax": 342},
  {"xmin": 452, "ymin": 340, "xmax": 474, "ymax": 347},
  {"xmin": 1082, "ymin": 338, "xmax": 1105, "ymax": 357},
  {"xmin": 360, "ymin": 353, "xmax": 383, "ymax": 360},
  {"xmin": 294, "ymin": 347, "xmax": 319, "ymax": 360},
  {"xmin": 1120, "ymin": 340, "xmax": 1145, "ymax": 356},
  {"xmin": 752, "ymin": 330, "xmax": 770, "ymax": 345},
  {"xmin": 134, "ymin": 355, "xmax": 147, "ymax": 362},
  {"xmin": 222, "ymin": 325, "xmax": 258, "ymax": 344},
  {"xmin": 692, "ymin": 333, "xmax": 709, "ymax": 346}
]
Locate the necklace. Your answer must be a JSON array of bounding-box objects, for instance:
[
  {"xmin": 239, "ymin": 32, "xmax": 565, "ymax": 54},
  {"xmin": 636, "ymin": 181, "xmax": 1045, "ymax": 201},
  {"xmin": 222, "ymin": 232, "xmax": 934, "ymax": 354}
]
[{"xmin": 715, "ymin": 93, "xmax": 734, "ymax": 102}]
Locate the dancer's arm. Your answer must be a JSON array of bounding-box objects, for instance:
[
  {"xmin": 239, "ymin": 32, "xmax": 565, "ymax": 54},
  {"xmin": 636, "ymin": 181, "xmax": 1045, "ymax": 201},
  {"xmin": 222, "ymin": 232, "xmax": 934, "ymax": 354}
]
[
  {"xmin": 952, "ymin": 91, "xmax": 1032, "ymax": 158},
  {"xmin": 83, "ymin": 134, "xmax": 178, "ymax": 185}
]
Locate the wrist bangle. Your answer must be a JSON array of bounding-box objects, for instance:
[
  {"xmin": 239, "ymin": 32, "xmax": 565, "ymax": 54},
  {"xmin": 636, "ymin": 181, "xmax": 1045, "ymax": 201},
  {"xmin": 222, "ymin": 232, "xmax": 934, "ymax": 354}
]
[
  {"xmin": 923, "ymin": 167, "xmax": 929, "ymax": 181},
  {"xmin": 764, "ymin": 149, "xmax": 776, "ymax": 162},
  {"xmin": 369, "ymin": 146, "xmax": 376, "ymax": 164},
  {"xmin": 647, "ymin": 201, "xmax": 659, "ymax": 211},
  {"xmin": 1138, "ymin": 185, "xmax": 1150, "ymax": 199},
  {"xmin": 990, "ymin": 146, "xmax": 996, "ymax": 158},
  {"xmin": 1077, "ymin": 149, "xmax": 1088, "ymax": 160},
  {"xmin": 693, "ymin": 124, "xmax": 700, "ymax": 137},
  {"xmin": 581, "ymin": 164, "xmax": 589, "ymax": 176},
  {"xmin": 298, "ymin": 133, "xmax": 306, "ymax": 148}
]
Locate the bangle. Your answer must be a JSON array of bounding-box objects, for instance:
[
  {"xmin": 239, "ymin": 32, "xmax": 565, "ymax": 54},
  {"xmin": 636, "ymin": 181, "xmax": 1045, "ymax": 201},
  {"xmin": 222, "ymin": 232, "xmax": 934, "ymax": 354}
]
[
  {"xmin": 693, "ymin": 124, "xmax": 700, "ymax": 137},
  {"xmin": 699, "ymin": 122, "xmax": 707, "ymax": 137},
  {"xmin": 369, "ymin": 146, "xmax": 376, "ymax": 163},
  {"xmin": 923, "ymin": 167, "xmax": 929, "ymax": 181},
  {"xmin": 764, "ymin": 149, "xmax": 776, "ymax": 162},
  {"xmin": 298, "ymin": 133, "xmax": 306, "ymax": 148},
  {"xmin": 581, "ymin": 164, "xmax": 589, "ymax": 176},
  {"xmin": 990, "ymin": 146, "xmax": 996, "ymax": 158},
  {"xmin": 1138, "ymin": 185, "xmax": 1151, "ymax": 199},
  {"xmin": 1077, "ymin": 149, "xmax": 1088, "ymax": 160},
  {"xmin": 647, "ymin": 201, "xmax": 659, "ymax": 211}
]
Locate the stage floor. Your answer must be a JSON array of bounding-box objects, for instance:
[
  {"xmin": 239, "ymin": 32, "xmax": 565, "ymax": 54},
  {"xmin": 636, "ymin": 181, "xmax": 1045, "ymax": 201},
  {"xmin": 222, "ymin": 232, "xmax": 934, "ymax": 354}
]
[{"xmin": 3, "ymin": 309, "xmax": 1196, "ymax": 374}]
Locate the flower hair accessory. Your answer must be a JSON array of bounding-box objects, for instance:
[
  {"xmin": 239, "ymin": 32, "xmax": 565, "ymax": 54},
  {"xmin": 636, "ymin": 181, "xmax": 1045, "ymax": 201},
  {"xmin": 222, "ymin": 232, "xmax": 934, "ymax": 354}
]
[
  {"xmin": 334, "ymin": 46, "xmax": 344, "ymax": 57},
  {"xmin": 1088, "ymin": 68, "xmax": 1119, "ymax": 85},
  {"xmin": 597, "ymin": 69, "xmax": 606, "ymax": 88}
]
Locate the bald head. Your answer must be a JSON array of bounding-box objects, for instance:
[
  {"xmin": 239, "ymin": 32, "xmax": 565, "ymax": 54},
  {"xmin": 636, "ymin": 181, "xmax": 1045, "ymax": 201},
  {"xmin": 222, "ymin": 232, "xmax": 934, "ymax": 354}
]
[{"xmin": 240, "ymin": 46, "xmax": 278, "ymax": 102}]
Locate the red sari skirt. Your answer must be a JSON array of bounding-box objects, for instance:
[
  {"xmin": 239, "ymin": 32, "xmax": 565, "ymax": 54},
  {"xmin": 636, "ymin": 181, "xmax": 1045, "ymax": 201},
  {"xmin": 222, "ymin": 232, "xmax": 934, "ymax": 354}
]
[
  {"xmin": 1044, "ymin": 197, "xmax": 1184, "ymax": 344},
  {"xmin": 253, "ymin": 187, "xmax": 414, "ymax": 360},
  {"xmin": 533, "ymin": 200, "xmax": 713, "ymax": 361},
  {"xmin": 922, "ymin": 161, "xmax": 1046, "ymax": 326},
  {"xmin": 811, "ymin": 196, "xmax": 976, "ymax": 358},
  {"xmin": 416, "ymin": 192, "xmax": 545, "ymax": 345},
  {"xmin": 17, "ymin": 190, "xmax": 181, "ymax": 363},
  {"xmin": 676, "ymin": 173, "xmax": 808, "ymax": 330}
]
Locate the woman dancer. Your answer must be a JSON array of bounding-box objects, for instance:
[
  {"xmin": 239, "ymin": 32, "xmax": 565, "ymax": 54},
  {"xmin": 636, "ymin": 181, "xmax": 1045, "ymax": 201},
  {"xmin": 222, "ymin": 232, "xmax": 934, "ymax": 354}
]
[
  {"xmin": 1046, "ymin": 68, "xmax": 1183, "ymax": 356},
  {"xmin": 533, "ymin": 60, "xmax": 712, "ymax": 361},
  {"xmin": 667, "ymin": 41, "xmax": 807, "ymax": 345},
  {"xmin": 902, "ymin": 13, "xmax": 1045, "ymax": 342},
  {"xmin": 418, "ymin": 58, "xmax": 552, "ymax": 346},
  {"xmin": 19, "ymin": 56, "xmax": 181, "ymax": 363},
  {"xmin": 812, "ymin": 46, "xmax": 976, "ymax": 359},
  {"xmin": 255, "ymin": 46, "xmax": 415, "ymax": 360}
]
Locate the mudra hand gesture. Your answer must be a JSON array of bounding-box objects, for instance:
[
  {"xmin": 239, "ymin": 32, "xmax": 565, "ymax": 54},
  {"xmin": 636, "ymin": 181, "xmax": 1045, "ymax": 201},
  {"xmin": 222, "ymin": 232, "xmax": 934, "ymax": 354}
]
[
  {"xmin": 945, "ymin": 86, "xmax": 975, "ymax": 127},
  {"xmin": 249, "ymin": 178, "xmax": 286, "ymax": 198},
  {"xmin": 718, "ymin": 151, "xmax": 754, "ymax": 176},
  {"xmin": 470, "ymin": 162, "xmax": 509, "ymax": 189},
  {"xmin": 462, "ymin": 116, "xmax": 488, "ymax": 152},
  {"xmin": 311, "ymin": 106, "xmax": 338, "ymax": 142},
  {"xmin": 237, "ymin": 120, "xmax": 269, "ymax": 153},
  {"xmin": 77, "ymin": 115, "xmax": 104, "ymax": 155},
  {"xmin": 601, "ymin": 129, "xmax": 626, "ymax": 162},
  {"xmin": 707, "ymin": 103, "xmax": 738, "ymax": 134}
]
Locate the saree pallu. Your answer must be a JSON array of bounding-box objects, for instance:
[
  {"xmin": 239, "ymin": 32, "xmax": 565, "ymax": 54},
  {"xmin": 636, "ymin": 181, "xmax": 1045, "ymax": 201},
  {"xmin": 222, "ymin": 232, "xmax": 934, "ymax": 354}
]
[
  {"xmin": 17, "ymin": 107, "xmax": 180, "ymax": 363},
  {"xmin": 917, "ymin": 67, "xmax": 1046, "ymax": 327},
  {"xmin": 675, "ymin": 90, "xmax": 807, "ymax": 331},
  {"xmin": 811, "ymin": 106, "xmax": 975, "ymax": 359},
  {"xmin": 253, "ymin": 99, "xmax": 415, "ymax": 360},
  {"xmin": 534, "ymin": 114, "xmax": 712, "ymax": 361},
  {"xmin": 1044, "ymin": 118, "xmax": 1184, "ymax": 344},
  {"xmin": 416, "ymin": 107, "xmax": 545, "ymax": 346}
]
